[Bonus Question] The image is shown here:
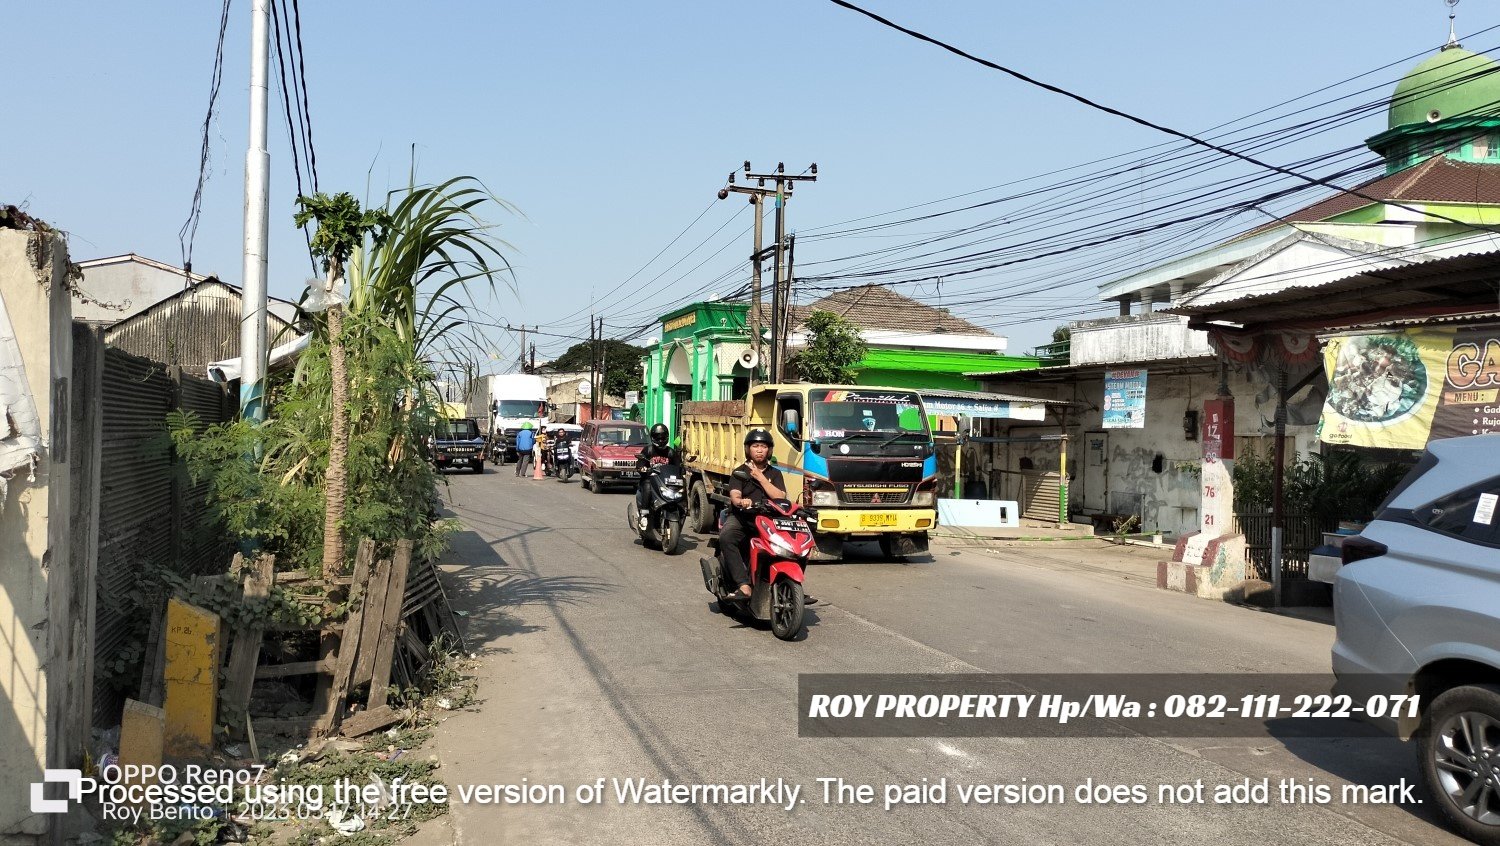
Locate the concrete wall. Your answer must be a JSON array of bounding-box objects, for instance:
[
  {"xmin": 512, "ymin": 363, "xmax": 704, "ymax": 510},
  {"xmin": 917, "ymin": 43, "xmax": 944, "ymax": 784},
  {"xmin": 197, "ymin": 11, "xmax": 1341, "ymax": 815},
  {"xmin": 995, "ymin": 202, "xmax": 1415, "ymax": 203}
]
[
  {"xmin": 1069, "ymin": 314, "xmax": 1213, "ymax": 367},
  {"xmin": 0, "ymin": 229, "xmax": 88, "ymax": 841},
  {"xmin": 980, "ymin": 362, "xmax": 1320, "ymax": 538}
]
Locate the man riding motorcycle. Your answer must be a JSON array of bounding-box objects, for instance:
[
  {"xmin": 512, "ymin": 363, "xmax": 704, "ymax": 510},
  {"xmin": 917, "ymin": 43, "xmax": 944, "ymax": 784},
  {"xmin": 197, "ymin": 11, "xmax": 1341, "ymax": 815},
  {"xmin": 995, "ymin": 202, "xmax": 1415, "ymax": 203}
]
[
  {"xmin": 635, "ymin": 423, "xmax": 682, "ymax": 516},
  {"xmin": 720, "ymin": 428, "xmax": 816, "ymax": 605}
]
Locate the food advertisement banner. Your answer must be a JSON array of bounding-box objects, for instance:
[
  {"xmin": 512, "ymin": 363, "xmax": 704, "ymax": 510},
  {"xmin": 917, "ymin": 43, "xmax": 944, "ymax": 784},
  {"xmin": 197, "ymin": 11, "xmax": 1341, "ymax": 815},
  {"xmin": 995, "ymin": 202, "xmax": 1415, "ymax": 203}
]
[{"xmin": 1320, "ymin": 325, "xmax": 1500, "ymax": 449}]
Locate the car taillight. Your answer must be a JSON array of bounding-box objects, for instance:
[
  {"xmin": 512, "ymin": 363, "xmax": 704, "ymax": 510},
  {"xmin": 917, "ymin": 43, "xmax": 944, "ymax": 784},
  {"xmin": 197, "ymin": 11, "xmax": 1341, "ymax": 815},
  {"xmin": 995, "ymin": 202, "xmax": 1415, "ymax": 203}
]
[{"xmin": 1342, "ymin": 536, "xmax": 1388, "ymax": 564}]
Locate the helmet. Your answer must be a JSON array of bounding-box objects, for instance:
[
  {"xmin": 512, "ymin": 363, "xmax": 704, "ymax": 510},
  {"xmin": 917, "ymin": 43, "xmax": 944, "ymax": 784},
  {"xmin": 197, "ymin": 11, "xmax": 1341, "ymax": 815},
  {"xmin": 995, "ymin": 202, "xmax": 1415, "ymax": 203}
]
[
  {"xmin": 649, "ymin": 423, "xmax": 670, "ymax": 446},
  {"xmin": 521, "ymin": 421, "xmax": 534, "ymax": 430},
  {"xmin": 744, "ymin": 428, "xmax": 774, "ymax": 448}
]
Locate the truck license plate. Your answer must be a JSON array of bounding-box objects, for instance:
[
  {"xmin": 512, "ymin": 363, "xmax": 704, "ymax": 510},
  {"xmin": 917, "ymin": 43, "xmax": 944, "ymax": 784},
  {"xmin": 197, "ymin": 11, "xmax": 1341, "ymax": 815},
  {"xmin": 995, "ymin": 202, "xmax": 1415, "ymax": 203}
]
[{"xmin": 860, "ymin": 513, "xmax": 898, "ymax": 528}]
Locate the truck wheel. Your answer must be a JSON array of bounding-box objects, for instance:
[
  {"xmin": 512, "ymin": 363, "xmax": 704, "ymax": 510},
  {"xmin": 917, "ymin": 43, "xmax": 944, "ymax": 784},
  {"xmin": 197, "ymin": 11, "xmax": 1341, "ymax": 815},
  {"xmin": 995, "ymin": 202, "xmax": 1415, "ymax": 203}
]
[
  {"xmin": 1418, "ymin": 683, "xmax": 1500, "ymax": 845},
  {"xmin": 689, "ymin": 481, "xmax": 716, "ymax": 533},
  {"xmin": 879, "ymin": 535, "xmax": 906, "ymax": 561}
]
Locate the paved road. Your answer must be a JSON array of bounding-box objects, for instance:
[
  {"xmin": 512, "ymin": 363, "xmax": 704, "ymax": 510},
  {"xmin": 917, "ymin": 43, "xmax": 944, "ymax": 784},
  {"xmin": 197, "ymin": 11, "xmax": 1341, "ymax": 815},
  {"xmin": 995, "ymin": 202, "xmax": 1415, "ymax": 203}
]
[{"xmin": 425, "ymin": 468, "xmax": 1463, "ymax": 846}]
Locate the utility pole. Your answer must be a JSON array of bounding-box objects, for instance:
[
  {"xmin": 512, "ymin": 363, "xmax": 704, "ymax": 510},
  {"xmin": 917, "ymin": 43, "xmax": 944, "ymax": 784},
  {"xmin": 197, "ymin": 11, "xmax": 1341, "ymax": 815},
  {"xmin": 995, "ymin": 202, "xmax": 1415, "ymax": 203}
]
[
  {"xmin": 718, "ymin": 162, "xmax": 815, "ymax": 384},
  {"xmin": 718, "ymin": 161, "xmax": 815, "ymax": 385},
  {"xmin": 239, "ymin": 0, "xmax": 271, "ymax": 421},
  {"xmin": 529, "ymin": 342, "xmax": 536, "ymax": 374},
  {"xmin": 518, "ymin": 325, "xmax": 528, "ymax": 373},
  {"xmin": 784, "ymin": 232, "xmax": 797, "ymax": 374},
  {"xmin": 597, "ymin": 316, "xmax": 606, "ymax": 418},
  {"xmin": 588, "ymin": 316, "xmax": 596, "ymax": 421}
]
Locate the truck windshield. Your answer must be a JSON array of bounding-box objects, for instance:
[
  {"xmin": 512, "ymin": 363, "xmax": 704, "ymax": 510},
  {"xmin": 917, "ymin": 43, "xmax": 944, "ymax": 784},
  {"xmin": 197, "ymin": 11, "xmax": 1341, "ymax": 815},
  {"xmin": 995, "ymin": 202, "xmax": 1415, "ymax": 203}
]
[
  {"xmin": 807, "ymin": 389, "xmax": 928, "ymax": 440},
  {"xmin": 439, "ymin": 419, "xmax": 480, "ymax": 440},
  {"xmin": 496, "ymin": 400, "xmax": 544, "ymax": 417}
]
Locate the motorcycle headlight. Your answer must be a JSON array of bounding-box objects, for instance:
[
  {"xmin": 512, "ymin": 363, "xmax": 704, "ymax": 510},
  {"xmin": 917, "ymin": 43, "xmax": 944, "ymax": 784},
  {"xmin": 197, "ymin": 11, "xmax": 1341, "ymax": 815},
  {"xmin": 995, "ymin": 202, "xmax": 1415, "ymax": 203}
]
[
  {"xmin": 769, "ymin": 533, "xmax": 797, "ymax": 556},
  {"xmin": 661, "ymin": 488, "xmax": 683, "ymax": 499},
  {"xmin": 812, "ymin": 491, "xmax": 838, "ymax": 507},
  {"xmin": 913, "ymin": 491, "xmax": 935, "ymax": 507}
]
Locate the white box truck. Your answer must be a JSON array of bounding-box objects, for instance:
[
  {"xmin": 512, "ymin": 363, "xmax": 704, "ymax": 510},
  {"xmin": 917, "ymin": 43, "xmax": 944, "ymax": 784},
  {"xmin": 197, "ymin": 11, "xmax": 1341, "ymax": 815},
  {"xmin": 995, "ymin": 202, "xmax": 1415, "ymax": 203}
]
[{"xmin": 469, "ymin": 373, "xmax": 548, "ymax": 464}]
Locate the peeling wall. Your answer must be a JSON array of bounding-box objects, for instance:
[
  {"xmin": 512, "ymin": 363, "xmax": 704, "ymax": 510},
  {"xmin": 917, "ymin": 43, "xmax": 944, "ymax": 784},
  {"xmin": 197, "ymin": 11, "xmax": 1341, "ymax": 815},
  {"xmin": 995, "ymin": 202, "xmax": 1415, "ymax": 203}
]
[
  {"xmin": 0, "ymin": 229, "xmax": 83, "ymax": 842},
  {"xmin": 980, "ymin": 361, "xmax": 1320, "ymax": 538}
]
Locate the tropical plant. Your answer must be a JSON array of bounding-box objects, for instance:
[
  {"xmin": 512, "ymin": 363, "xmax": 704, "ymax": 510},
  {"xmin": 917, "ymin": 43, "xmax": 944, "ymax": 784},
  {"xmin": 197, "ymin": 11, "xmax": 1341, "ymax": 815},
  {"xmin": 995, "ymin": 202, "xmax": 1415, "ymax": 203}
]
[
  {"xmin": 294, "ymin": 192, "xmax": 393, "ymax": 575},
  {"xmin": 173, "ymin": 176, "xmax": 515, "ymax": 576},
  {"xmin": 790, "ymin": 310, "xmax": 867, "ymax": 383},
  {"xmin": 1232, "ymin": 449, "xmax": 1410, "ymax": 527}
]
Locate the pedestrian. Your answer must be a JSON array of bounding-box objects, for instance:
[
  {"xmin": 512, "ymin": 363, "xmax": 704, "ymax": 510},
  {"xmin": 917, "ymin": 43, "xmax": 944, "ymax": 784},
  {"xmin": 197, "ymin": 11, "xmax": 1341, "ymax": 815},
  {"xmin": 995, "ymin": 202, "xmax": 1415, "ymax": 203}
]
[
  {"xmin": 535, "ymin": 425, "xmax": 552, "ymax": 476},
  {"xmin": 514, "ymin": 422, "xmax": 536, "ymax": 477}
]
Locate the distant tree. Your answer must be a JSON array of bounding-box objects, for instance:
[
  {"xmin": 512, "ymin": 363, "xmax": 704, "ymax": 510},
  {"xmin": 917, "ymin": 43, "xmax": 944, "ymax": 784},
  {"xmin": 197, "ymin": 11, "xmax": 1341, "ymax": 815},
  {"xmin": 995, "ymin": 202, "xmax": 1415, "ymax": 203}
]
[
  {"xmin": 1052, "ymin": 325, "xmax": 1071, "ymax": 343},
  {"xmin": 791, "ymin": 310, "xmax": 867, "ymax": 383},
  {"xmin": 547, "ymin": 339, "xmax": 646, "ymax": 398}
]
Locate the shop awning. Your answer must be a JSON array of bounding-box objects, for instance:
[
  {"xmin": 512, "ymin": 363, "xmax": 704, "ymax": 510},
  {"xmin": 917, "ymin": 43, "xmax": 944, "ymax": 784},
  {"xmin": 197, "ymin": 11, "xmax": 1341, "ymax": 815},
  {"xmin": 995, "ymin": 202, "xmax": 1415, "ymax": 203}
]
[{"xmin": 918, "ymin": 387, "xmax": 1065, "ymax": 421}]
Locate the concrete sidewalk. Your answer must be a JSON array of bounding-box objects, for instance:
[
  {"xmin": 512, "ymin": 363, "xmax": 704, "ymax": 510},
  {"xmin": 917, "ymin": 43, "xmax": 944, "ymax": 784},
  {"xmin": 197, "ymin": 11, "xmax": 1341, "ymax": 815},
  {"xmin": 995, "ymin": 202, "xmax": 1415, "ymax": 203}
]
[{"xmin": 930, "ymin": 524, "xmax": 1335, "ymax": 625}]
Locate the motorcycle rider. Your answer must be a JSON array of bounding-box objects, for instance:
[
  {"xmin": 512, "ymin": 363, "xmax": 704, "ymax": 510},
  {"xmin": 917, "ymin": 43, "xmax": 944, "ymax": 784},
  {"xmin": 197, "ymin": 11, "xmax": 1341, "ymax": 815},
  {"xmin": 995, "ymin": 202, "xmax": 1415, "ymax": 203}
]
[
  {"xmin": 635, "ymin": 423, "xmax": 682, "ymax": 517},
  {"xmin": 719, "ymin": 429, "xmax": 788, "ymax": 602}
]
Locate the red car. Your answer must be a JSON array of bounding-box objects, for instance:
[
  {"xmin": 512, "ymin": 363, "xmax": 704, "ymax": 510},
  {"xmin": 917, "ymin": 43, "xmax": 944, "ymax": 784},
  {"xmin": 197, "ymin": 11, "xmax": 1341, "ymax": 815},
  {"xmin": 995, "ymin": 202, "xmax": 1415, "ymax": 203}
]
[{"xmin": 578, "ymin": 420, "xmax": 648, "ymax": 493}]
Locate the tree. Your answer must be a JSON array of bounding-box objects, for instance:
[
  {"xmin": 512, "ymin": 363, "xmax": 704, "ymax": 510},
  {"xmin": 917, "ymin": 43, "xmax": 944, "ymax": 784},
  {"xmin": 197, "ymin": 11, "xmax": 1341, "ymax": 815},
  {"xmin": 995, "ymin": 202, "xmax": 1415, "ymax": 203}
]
[
  {"xmin": 294, "ymin": 192, "xmax": 392, "ymax": 576},
  {"xmin": 791, "ymin": 310, "xmax": 867, "ymax": 383},
  {"xmin": 547, "ymin": 339, "xmax": 646, "ymax": 398}
]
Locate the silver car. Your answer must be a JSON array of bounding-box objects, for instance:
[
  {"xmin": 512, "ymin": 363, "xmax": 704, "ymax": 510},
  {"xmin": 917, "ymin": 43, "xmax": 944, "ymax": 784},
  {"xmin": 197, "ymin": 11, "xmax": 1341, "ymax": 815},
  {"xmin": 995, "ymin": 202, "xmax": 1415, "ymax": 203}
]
[{"xmin": 1334, "ymin": 433, "xmax": 1500, "ymax": 845}]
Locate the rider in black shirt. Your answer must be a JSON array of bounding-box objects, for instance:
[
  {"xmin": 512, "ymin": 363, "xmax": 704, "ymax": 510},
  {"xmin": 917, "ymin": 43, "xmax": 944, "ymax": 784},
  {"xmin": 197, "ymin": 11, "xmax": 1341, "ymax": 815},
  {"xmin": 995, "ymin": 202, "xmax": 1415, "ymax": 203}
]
[
  {"xmin": 636, "ymin": 423, "xmax": 682, "ymax": 514},
  {"xmin": 719, "ymin": 428, "xmax": 787, "ymax": 601}
]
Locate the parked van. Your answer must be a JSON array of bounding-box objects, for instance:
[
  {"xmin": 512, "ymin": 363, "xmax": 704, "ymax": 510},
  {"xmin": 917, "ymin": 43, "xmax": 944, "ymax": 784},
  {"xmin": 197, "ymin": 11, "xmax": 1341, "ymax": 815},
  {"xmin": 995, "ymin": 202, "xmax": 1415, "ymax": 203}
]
[
  {"xmin": 578, "ymin": 420, "xmax": 648, "ymax": 493},
  {"xmin": 1333, "ymin": 433, "xmax": 1500, "ymax": 844}
]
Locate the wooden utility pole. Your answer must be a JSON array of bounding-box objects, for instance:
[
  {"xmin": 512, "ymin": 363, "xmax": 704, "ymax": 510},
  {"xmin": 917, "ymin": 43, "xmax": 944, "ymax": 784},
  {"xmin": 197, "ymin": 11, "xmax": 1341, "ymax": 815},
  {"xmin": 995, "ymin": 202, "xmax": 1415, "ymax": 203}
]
[{"xmin": 718, "ymin": 161, "xmax": 816, "ymax": 384}]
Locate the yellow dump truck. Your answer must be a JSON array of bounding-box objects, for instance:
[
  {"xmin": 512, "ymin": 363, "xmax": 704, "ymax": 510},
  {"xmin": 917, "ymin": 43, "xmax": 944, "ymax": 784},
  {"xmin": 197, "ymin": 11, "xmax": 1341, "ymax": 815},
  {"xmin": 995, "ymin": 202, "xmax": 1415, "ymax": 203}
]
[{"xmin": 678, "ymin": 384, "xmax": 939, "ymax": 560}]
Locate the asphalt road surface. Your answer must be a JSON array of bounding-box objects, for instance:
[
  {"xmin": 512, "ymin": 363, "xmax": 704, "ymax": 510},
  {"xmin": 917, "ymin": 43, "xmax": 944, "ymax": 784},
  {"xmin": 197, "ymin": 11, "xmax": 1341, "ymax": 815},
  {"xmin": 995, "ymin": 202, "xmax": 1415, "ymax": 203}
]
[{"xmin": 424, "ymin": 467, "xmax": 1465, "ymax": 846}]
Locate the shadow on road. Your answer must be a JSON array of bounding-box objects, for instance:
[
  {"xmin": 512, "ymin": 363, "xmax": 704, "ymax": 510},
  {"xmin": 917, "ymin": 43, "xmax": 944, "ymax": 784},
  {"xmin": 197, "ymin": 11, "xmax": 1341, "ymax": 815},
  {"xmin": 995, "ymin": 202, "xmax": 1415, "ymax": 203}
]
[
  {"xmin": 436, "ymin": 527, "xmax": 615, "ymax": 656},
  {"xmin": 1269, "ymin": 719, "xmax": 1449, "ymax": 830}
]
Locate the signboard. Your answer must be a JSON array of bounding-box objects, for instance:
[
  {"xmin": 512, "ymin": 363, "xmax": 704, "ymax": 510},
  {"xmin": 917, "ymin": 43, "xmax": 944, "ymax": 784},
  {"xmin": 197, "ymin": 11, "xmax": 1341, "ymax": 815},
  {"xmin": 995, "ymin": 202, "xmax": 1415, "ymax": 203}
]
[
  {"xmin": 1202, "ymin": 398, "xmax": 1235, "ymax": 462},
  {"xmin": 1102, "ymin": 369, "xmax": 1148, "ymax": 429},
  {"xmin": 1320, "ymin": 325, "xmax": 1500, "ymax": 449},
  {"xmin": 625, "ymin": 390, "xmax": 640, "ymax": 407},
  {"xmin": 663, "ymin": 313, "xmax": 696, "ymax": 333},
  {"xmin": 921, "ymin": 397, "xmax": 1046, "ymax": 421}
]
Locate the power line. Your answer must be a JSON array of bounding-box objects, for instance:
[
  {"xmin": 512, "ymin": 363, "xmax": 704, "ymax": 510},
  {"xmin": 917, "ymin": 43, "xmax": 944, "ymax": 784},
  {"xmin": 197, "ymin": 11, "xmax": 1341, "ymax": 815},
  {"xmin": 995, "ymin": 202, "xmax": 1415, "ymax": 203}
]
[
  {"xmin": 178, "ymin": 0, "xmax": 233, "ymax": 279},
  {"xmin": 827, "ymin": 0, "xmax": 1500, "ymax": 241}
]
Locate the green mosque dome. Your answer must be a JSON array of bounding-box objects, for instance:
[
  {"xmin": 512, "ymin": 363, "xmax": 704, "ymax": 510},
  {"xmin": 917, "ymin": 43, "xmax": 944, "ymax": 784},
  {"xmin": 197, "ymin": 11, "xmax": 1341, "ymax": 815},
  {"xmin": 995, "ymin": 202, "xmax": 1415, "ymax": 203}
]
[{"xmin": 1389, "ymin": 46, "xmax": 1500, "ymax": 129}]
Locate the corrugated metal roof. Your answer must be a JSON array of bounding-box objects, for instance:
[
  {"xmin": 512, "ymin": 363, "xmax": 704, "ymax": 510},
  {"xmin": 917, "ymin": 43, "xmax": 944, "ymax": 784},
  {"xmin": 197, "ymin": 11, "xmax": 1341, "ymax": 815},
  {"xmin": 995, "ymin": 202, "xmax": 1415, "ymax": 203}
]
[{"xmin": 1166, "ymin": 243, "xmax": 1500, "ymax": 329}]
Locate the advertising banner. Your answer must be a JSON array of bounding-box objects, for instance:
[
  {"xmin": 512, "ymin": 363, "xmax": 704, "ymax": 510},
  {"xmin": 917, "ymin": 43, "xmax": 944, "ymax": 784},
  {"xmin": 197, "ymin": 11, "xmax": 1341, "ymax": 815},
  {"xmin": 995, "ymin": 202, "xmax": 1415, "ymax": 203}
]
[
  {"xmin": 1102, "ymin": 369, "xmax": 1148, "ymax": 429},
  {"xmin": 1320, "ymin": 325, "xmax": 1500, "ymax": 449}
]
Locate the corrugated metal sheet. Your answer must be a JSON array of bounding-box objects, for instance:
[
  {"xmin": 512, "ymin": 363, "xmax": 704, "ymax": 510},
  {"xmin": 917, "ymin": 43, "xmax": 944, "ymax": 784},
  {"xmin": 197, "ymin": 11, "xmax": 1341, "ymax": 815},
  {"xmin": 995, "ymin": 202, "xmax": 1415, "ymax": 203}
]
[
  {"xmin": 103, "ymin": 292, "xmax": 296, "ymax": 370},
  {"xmin": 94, "ymin": 346, "xmax": 233, "ymax": 724}
]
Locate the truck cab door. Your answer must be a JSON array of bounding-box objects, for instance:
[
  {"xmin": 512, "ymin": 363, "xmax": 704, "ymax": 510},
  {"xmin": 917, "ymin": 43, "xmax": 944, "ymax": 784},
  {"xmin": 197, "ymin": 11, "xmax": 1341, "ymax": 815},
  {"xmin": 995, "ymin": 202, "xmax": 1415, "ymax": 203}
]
[{"xmin": 774, "ymin": 393, "xmax": 806, "ymax": 501}]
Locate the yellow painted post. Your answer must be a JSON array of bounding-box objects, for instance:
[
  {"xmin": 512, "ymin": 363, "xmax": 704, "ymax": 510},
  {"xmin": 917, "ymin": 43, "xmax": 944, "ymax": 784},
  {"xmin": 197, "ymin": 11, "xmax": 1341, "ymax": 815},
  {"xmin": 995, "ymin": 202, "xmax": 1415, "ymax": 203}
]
[
  {"xmin": 163, "ymin": 599, "xmax": 221, "ymax": 757},
  {"xmin": 1057, "ymin": 434, "xmax": 1069, "ymax": 529},
  {"xmin": 118, "ymin": 699, "xmax": 165, "ymax": 783}
]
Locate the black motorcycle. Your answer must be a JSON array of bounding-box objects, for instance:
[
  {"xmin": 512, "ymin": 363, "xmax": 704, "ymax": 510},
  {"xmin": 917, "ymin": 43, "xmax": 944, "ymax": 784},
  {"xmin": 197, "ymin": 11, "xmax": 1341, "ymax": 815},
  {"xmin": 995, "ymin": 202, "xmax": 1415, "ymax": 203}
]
[
  {"xmin": 627, "ymin": 462, "xmax": 687, "ymax": 555},
  {"xmin": 551, "ymin": 437, "xmax": 577, "ymax": 482}
]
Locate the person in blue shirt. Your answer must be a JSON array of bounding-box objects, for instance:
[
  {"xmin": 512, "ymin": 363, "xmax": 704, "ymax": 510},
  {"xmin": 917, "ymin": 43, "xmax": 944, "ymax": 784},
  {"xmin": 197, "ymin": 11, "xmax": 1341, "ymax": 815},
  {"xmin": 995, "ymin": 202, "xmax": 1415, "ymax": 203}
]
[{"xmin": 514, "ymin": 423, "xmax": 536, "ymax": 477}]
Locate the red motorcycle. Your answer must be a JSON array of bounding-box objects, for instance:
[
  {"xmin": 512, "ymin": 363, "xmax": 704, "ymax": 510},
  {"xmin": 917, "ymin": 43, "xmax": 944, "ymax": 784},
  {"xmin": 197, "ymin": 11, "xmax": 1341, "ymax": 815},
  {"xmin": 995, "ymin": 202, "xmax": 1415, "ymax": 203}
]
[{"xmin": 699, "ymin": 481, "xmax": 811, "ymax": 641}]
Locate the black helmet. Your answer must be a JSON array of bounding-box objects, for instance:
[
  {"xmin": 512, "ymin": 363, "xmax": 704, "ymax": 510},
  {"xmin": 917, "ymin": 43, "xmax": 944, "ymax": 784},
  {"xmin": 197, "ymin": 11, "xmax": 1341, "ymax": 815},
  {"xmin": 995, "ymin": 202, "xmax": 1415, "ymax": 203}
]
[
  {"xmin": 649, "ymin": 423, "xmax": 670, "ymax": 446},
  {"xmin": 744, "ymin": 428, "xmax": 773, "ymax": 448}
]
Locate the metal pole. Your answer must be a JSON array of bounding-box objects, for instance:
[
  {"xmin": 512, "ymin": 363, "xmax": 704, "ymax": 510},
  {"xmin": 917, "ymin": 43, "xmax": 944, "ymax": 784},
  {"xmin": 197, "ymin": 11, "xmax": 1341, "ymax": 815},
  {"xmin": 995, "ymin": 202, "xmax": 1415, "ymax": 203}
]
[
  {"xmin": 771, "ymin": 181, "xmax": 787, "ymax": 382},
  {"xmin": 749, "ymin": 194, "xmax": 764, "ymax": 386},
  {"xmin": 239, "ymin": 0, "xmax": 271, "ymax": 421},
  {"xmin": 785, "ymin": 232, "xmax": 796, "ymax": 372},
  {"xmin": 1271, "ymin": 366, "xmax": 1288, "ymax": 607}
]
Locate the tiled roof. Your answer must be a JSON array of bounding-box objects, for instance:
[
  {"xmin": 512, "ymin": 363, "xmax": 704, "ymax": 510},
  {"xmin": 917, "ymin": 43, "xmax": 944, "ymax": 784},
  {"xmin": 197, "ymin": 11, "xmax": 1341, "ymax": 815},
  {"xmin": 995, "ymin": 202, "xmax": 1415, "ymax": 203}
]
[
  {"xmin": 1243, "ymin": 156, "xmax": 1500, "ymax": 238},
  {"xmin": 785, "ymin": 284, "xmax": 995, "ymax": 335}
]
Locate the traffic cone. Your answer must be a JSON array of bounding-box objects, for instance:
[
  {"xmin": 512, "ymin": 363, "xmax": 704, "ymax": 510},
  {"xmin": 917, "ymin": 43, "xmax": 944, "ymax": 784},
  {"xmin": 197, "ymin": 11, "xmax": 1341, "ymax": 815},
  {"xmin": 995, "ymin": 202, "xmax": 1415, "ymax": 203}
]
[{"xmin": 533, "ymin": 448, "xmax": 544, "ymax": 480}]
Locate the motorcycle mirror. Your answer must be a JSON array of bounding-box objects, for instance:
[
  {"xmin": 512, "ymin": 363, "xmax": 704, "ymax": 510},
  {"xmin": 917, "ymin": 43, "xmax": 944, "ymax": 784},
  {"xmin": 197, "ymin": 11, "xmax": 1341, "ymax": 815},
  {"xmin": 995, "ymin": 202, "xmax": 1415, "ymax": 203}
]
[{"xmin": 732, "ymin": 469, "xmax": 752, "ymax": 482}]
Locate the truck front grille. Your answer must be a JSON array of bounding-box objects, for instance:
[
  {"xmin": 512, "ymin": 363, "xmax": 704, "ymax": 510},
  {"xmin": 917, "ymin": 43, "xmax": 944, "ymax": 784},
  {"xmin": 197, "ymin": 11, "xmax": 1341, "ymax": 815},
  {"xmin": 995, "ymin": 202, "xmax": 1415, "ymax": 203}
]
[{"xmin": 841, "ymin": 486, "xmax": 911, "ymax": 505}]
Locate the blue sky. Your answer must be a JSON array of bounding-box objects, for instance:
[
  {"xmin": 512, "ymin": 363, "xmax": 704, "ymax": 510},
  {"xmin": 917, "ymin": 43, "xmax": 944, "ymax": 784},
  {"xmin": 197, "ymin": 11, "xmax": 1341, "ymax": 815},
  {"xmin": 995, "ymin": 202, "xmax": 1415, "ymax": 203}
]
[{"xmin": 6, "ymin": 1, "xmax": 1496, "ymax": 363}]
